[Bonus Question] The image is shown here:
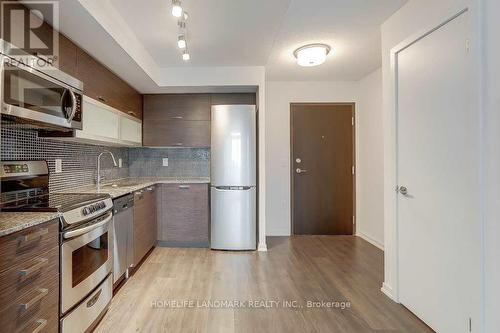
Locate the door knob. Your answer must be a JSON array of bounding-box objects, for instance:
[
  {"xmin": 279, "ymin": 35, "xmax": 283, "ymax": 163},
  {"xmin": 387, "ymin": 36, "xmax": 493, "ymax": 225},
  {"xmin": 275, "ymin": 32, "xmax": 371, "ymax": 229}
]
[
  {"xmin": 296, "ymin": 168, "xmax": 307, "ymax": 174},
  {"xmin": 398, "ymin": 186, "xmax": 408, "ymax": 195}
]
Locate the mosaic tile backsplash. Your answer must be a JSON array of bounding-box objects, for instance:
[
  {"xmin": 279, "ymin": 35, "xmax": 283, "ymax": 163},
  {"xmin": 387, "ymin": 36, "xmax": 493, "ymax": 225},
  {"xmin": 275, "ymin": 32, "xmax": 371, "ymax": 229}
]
[
  {"xmin": 1, "ymin": 123, "xmax": 210, "ymax": 193},
  {"xmin": 129, "ymin": 148, "xmax": 209, "ymax": 178}
]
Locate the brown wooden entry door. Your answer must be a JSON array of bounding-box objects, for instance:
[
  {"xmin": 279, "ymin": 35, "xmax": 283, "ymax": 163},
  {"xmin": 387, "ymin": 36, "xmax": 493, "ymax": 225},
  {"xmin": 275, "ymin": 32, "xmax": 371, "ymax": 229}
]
[{"xmin": 291, "ymin": 103, "xmax": 355, "ymax": 235}]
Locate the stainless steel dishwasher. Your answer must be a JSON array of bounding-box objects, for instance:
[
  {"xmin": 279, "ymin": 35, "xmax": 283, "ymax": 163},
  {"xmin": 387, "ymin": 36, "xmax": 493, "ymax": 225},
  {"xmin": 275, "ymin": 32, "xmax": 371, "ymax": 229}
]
[{"xmin": 112, "ymin": 194, "xmax": 134, "ymax": 285}]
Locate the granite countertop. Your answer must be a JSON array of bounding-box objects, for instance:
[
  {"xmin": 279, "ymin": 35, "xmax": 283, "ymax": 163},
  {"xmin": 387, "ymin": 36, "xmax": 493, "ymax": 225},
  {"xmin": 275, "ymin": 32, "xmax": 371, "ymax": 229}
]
[
  {"xmin": 60, "ymin": 177, "xmax": 211, "ymax": 199},
  {"xmin": 0, "ymin": 212, "xmax": 61, "ymax": 237}
]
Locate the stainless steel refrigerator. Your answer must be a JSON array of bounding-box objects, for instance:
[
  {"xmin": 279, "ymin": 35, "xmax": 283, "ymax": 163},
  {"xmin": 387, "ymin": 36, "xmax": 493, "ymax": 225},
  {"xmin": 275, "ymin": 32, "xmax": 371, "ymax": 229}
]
[{"xmin": 211, "ymin": 104, "xmax": 256, "ymax": 250}]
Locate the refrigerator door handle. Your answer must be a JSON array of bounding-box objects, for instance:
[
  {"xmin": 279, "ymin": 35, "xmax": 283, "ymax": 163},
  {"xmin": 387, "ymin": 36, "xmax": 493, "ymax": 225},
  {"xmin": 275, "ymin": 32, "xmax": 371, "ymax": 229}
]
[{"xmin": 213, "ymin": 186, "xmax": 253, "ymax": 191}]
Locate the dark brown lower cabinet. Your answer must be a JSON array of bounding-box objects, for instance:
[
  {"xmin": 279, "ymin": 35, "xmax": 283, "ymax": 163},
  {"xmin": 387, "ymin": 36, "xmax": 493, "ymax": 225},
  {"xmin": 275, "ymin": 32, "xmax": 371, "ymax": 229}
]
[
  {"xmin": 0, "ymin": 219, "xmax": 60, "ymax": 333},
  {"xmin": 133, "ymin": 186, "xmax": 157, "ymax": 266},
  {"xmin": 157, "ymin": 184, "xmax": 209, "ymax": 247}
]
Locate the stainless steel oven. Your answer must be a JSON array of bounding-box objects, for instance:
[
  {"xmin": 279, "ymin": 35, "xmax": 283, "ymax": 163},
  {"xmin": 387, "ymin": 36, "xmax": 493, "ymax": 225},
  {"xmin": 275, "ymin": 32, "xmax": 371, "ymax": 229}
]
[
  {"xmin": 0, "ymin": 40, "xmax": 83, "ymax": 130},
  {"xmin": 61, "ymin": 211, "xmax": 113, "ymax": 314}
]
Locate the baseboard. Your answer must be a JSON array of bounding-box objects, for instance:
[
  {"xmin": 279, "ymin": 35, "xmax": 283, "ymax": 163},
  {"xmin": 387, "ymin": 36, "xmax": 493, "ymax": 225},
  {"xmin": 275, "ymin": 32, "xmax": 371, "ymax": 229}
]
[
  {"xmin": 356, "ymin": 231, "xmax": 384, "ymax": 251},
  {"xmin": 381, "ymin": 282, "xmax": 398, "ymax": 302},
  {"xmin": 257, "ymin": 242, "xmax": 268, "ymax": 252},
  {"xmin": 266, "ymin": 230, "xmax": 291, "ymax": 236}
]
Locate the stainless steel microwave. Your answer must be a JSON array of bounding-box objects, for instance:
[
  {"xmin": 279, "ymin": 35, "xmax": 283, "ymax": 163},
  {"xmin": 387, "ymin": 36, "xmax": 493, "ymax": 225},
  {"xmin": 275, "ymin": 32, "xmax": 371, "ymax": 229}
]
[{"xmin": 0, "ymin": 40, "xmax": 83, "ymax": 130}]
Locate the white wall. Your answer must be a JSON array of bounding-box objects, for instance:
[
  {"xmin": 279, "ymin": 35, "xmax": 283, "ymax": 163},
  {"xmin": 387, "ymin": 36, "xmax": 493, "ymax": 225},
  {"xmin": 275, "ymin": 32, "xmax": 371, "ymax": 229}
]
[
  {"xmin": 482, "ymin": 0, "xmax": 500, "ymax": 331},
  {"xmin": 356, "ymin": 68, "xmax": 384, "ymax": 249},
  {"xmin": 265, "ymin": 81, "xmax": 358, "ymax": 236}
]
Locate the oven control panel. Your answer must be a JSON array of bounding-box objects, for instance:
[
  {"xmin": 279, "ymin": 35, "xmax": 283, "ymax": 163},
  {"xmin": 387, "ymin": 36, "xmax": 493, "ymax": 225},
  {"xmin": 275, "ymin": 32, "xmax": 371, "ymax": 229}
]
[
  {"xmin": 62, "ymin": 198, "xmax": 113, "ymax": 226},
  {"xmin": 82, "ymin": 201, "xmax": 107, "ymax": 216}
]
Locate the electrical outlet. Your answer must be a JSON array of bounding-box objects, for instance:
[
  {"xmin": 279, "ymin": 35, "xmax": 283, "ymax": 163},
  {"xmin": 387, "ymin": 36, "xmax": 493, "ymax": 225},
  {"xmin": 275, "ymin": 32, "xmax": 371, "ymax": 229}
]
[
  {"xmin": 162, "ymin": 158, "xmax": 169, "ymax": 167},
  {"xmin": 55, "ymin": 159, "xmax": 62, "ymax": 173},
  {"xmin": 118, "ymin": 158, "xmax": 123, "ymax": 168}
]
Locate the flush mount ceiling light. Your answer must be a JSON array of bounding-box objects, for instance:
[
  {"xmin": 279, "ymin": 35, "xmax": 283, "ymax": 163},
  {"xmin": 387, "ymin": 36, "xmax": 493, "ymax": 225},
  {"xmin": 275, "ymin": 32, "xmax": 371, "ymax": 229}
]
[
  {"xmin": 293, "ymin": 43, "xmax": 331, "ymax": 67},
  {"xmin": 171, "ymin": 0, "xmax": 183, "ymax": 17},
  {"xmin": 177, "ymin": 35, "xmax": 186, "ymax": 49}
]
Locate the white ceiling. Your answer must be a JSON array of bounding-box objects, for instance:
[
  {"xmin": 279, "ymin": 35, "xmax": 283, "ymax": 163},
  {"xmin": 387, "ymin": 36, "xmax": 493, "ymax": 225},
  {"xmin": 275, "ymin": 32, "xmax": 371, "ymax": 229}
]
[
  {"xmin": 37, "ymin": 0, "xmax": 408, "ymax": 92},
  {"xmin": 110, "ymin": 0, "xmax": 291, "ymax": 67}
]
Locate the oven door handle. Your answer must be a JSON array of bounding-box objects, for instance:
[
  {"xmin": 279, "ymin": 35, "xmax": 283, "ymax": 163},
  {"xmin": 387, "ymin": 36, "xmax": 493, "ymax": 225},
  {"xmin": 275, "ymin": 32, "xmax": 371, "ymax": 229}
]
[{"xmin": 63, "ymin": 212, "xmax": 112, "ymax": 239}]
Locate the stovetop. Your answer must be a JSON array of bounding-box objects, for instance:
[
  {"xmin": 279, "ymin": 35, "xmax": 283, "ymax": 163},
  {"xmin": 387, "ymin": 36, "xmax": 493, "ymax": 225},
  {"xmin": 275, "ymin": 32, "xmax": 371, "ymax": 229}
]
[{"xmin": 0, "ymin": 192, "xmax": 110, "ymax": 213}]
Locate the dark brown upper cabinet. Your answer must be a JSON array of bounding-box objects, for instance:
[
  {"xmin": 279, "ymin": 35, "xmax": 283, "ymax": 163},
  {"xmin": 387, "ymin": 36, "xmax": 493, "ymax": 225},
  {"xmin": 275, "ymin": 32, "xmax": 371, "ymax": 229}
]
[
  {"xmin": 210, "ymin": 93, "xmax": 257, "ymax": 105},
  {"xmin": 75, "ymin": 49, "xmax": 143, "ymax": 120},
  {"xmin": 143, "ymin": 94, "xmax": 210, "ymax": 147},
  {"xmin": 142, "ymin": 93, "xmax": 256, "ymax": 148},
  {"xmin": 144, "ymin": 94, "xmax": 210, "ymax": 121}
]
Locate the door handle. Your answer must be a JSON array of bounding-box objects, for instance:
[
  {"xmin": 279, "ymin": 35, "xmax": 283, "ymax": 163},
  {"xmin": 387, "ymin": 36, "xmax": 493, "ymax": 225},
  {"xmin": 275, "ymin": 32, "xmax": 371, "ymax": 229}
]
[
  {"xmin": 397, "ymin": 186, "xmax": 408, "ymax": 195},
  {"xmin": 296, "ymin": 168, "xmax": 307, "ymax": 174}
]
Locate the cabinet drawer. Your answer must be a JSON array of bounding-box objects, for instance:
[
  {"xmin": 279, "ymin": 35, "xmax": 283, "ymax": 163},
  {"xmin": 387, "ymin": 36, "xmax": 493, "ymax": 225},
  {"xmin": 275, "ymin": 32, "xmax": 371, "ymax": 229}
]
[
  {"xmin": 143, "ymin": 120, "xmax": 210, "ymax": 147},
  {"xmin": 0, "ymin": 246, "xmax": 58, "ymax": 312},
  {"xmin": 144, "ymin": 94, "xmax": 210, "ymax": 121},
  {"xmin": 0, "ymin": 220, "xmax": 59, "ymax": 274},
  {"xmin": 0, "ymin": 274, "xmax": 59, "ymax": 333},
  {"xmin": 158, "ymin": 184, "xmax": 209, "ymax": 244}
]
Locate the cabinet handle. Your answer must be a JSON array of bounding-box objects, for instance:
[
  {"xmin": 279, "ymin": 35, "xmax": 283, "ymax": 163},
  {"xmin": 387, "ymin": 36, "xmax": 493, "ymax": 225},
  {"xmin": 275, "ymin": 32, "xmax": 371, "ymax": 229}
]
[
  {"xmin": 178, "ymin": 185, "xmax": 190, "ymax": 189},
  {"xmin": 128, "ymin": 111, "xmax": 136, "ymax": 116},
  {"xmin": 98, "ymin": 96, "xmax": 106, "ymax": 102},
  {"xmin": 146, "ymin": 187, "xmax": 155, "ymax": 192},
  {"xmin": 19, "ymin": 228, "xmax": 48, "ymax": 244},
  {"xmin": 20, "ymin": 258, "xmax": 48, "ymax": 277},
  {"xmin": 173, "ymin": 143, "xmax": 183, "ymax": 146},
  {"xmin": 20, "ymin": 288, "xmax": 48, "ymax": 310},
  {"xmin": 171, "ymin": 116, "xmax": 183, "ymax": 119},
  {"xmin": 32, "ymin": 319, "xmax": 47, "ymax": 333}
]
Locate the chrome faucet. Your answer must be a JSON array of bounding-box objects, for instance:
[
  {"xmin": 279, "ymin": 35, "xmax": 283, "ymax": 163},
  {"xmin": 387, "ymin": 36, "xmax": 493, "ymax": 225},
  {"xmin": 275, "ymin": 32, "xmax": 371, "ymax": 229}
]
[{"xmin": 96, "ymin": 151, "xmax": 118, "ymax": 188}]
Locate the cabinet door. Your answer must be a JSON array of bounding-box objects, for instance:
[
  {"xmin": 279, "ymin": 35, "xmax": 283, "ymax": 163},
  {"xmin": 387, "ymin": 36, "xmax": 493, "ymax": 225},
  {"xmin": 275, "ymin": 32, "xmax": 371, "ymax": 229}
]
[
  {"xmin": 210, "ymin": 93, "xmax": 256, "ymax": 105},
  {"xmin": 158, "ymin": 184, "xmax": 209, "ymax": 246},
  {"xmin": 133, "ymin": 190, "xmax": 150, "ymax": 266},
  {"xmin": 57, "ymin": 35, "xmax": 78, "ymax": 78},
  {"xmin": 75, "ymin": 49, "xmax": 143, "ymax": 120},
  {"xmin": 144, "ymin": 94, "xmax": 210, "ymax": 121},
  {"xmin": 143, "ymin": 120, "xmax": 210, "ymax": 147},
  {"xmin": 120, "ymin": 116, "xmax": 142, "ymax": 145},
  {"xmin": 133, "ymin": 188, "xmax": 157, "ymax": 266},
  {"xmin": 78, "ymin": 97, "xmax": 120, "ymax": 141}
]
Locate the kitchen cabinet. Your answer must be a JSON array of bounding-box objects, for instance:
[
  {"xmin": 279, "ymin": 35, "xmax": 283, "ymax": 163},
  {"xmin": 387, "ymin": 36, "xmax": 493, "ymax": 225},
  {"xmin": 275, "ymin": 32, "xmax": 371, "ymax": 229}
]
[
  {"xmin": 133, "ymin": 186, "xmax": 157, "ymax": 267},
  {"xmin": 157, "ymin": 184, "xmax": 209, "ymax": 247},
  {"xmin": 142, "ymin": 93, "xmax": 256, "ymax": 148},
  {"xmin": 57, "ymin": 35, "xmax": 78, "ymax": 78},
  {"xmin": 143, "ymin": 94, "xmax": 210, "ymax": 147},
  {"xmin": 143, "ymin": 120, "xmax": 210, "ymax": 147},
  {"xmin": 210, "ymin": 93, "xmax": 256, "ymax": 105},
  {"xmin": 75, "ymin": 49, "xmax": 143, "ymax": 120},
  {"xmin": 0, "ymin": 219, "xmax": 60, "ymax": 333},
  {"xmin": 40, "ymin": 96, "xmax": 142, "ymax": 146}
]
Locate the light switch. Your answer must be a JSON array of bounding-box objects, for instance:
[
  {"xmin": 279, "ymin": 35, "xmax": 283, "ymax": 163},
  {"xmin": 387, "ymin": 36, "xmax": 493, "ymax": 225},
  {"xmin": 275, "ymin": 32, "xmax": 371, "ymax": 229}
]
[
  {"xmin": 118, "ymin": 158, "xmax": 123, "ymax": 168},
  {"xmin": 55, "ymin": 159, "xmax": 62, "ymax": 173},
  {"xmin": 162, "ymin": 158, "xmax": 169, "ymax": 167}
]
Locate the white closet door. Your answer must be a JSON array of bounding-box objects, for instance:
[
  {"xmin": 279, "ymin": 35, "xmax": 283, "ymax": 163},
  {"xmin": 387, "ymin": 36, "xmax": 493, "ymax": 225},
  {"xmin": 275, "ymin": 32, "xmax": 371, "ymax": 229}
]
[{"xmin": 396, "ymin": 11, "xmax": 481, "ymax": 333}]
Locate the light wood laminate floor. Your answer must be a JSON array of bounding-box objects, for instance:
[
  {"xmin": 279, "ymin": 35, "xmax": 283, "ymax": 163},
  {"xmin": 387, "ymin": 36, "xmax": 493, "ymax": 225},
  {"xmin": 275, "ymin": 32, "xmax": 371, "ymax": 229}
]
[{"xmin": 95, "ymin": 236, "xmax": 433, "ymax": 333}]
